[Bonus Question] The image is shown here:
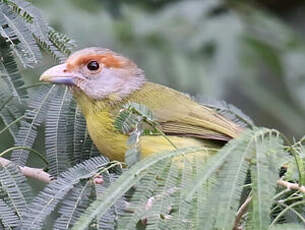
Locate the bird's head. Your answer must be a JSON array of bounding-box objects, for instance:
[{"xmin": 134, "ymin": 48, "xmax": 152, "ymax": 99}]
[{"xmin": 40, "ymin": 47, "xmax": 146, "ymax": 99}]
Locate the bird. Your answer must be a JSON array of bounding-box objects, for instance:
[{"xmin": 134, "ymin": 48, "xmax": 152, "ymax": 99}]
[{"xmin": 40, "ymin": 47, "xmax": 243, "ymax": 163}]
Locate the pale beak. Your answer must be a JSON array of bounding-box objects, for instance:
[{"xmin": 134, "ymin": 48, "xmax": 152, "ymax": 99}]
[{"xmin": 40, "ymin": 64, "xmax": 82, "ymax": 86}]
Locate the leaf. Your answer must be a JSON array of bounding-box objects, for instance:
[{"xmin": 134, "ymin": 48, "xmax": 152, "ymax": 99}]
[
  {"xmin": 0, "ymin": 199, "xmax": 20, "ymax": 228},
  {"xmin": 0, "ymin": 37, "xmax": 27, "ymax": 102},
  {"xmin": 0, "ymin": 89, "xmax": 22, "ymax": 140},
  {"xmin": 249, "ymin": 129, "xmax": 285, "ymax": 229},
  {"xmin": 72, "ymin": 146, "xmax": 212, "ymax": 230},
  {"xmin": 0, "ymin": 0, "xmax": 34, "ymax": 22},
  {"xmin": 21, "ymin": 157, "xmax": 110, "ymax": 230},
  {"xmin": 0, "ymin": 163, "xmax": 33, "ymax": 220},
  {"xmin": 201, "ymin": 99, "xmax": 254, "ymax": 128},
  {"xmin": 48, "ymin": 28, "xmax": 75, "ymax": 57},
  {"xmin": 45, "ymin": 87, "xmax": 72, "ymax": 177},
  {"xmin": 11, "ymin": 85, "xmax": 56, "ymax": 166},
  {"xmin": 54, "ymin": 182, "xmax": 93, "ymax": 230},
  {"xmin": 96, "ymin": 173, "xmax": 126, "ymax": 230},
  {"xmin": 0, "ymin": 3, "xmax": 40, "ymax": 67}
]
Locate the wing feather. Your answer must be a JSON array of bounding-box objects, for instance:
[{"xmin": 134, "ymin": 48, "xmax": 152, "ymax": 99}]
[{"xmin": 126, "ymin": 82, "xmax": 242, "ymax": 141}]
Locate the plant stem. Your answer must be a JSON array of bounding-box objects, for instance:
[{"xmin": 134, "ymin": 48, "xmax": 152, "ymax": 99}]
[{"xmin": 0, "ymin": 146, "xmax": 48, "ymax": 167}]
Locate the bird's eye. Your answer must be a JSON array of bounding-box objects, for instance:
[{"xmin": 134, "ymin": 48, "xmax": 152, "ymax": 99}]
[{"xmin": 87, "ymin": 61, "xmax": 100, "ymax": 71}]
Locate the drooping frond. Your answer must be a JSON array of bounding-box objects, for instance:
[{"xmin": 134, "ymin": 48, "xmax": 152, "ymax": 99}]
[
  {"xmin": 95, "ymin": 176, "xmax": 126, "ymax": 230},
  {"xmin": 72, "ymin": 147, "xmax": 213, "ymax": 230},
  {"xmin": 186, "ymin": 155, "xmax": 215, "ymax": 230},
  {"xmin": 21, "ymin": 157, "xmax": 111, "ymax": 230},
  {"xmin": 48, "ymin": 28, "xmax": 75, "ymax": 58},
  {"xmin": 0, "ymin": 88, "xmax": 22, "ymax": 140},
  {"xmin": 0, "ymin": 3, "xmax": 41, "ymax": 67},
  {"xmin": 201, "ymin": 99, "xmax": 254, "ymax": 128},
  {"xmin": 0, "ymin": 0, "xmax": 33, "ymax": 22},
  {"xmin": 183, "ymin": 130, "xmax": 253, "ymax": 203},
  {"xmin": 71, "ymin": 105, "xmax": 88, "ymax": 164},
  {"xmin": 11, "ymin": 85, "xmax": 56, "ymax": 166},
  {"xmin": 145, "ymin": 161, "xmax": 181, "ymax": 229},
  {"xmin": 0, "ymin": 163, "xmax": 33, "ymax": 220},
  {"xmin": 45, "ymin": 87, "xmax": 73, "ymax": 177},
  {"xmin": 168, "ymin": 151, "xmax": 200, "ymax": 230},
  {"xmin": 54, "ymin": 182, "xmax": 93, "ymax": 230},
  {"xmin": 248, "ymin": 129, "xmax": 287, "ymax": 229},
  {"xmin": 197, "ymin": 129, "xmax": 253, "ymax": 229},
  {"xmin": 0, "ymin": 199, "xmax": 20, "ymax": 229},
  {"xmin": 0, "ymin": 37, "xmax": 27, "ymax": 102},
  {"xmin": 117, "ymin": 161, "xmax": 172, "ymax": 229}
]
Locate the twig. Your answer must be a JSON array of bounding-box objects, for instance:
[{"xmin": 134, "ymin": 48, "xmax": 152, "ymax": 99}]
[
  {"xmin": 277, "ymin": 179, "xmax": 305, "ymax": 194},
  {"xmin": 233, "ymin": 196, "xmax": 252, "ymax": 230},
  {"xmin": 0, "ymin": 157, "xmax": 51, "ymax": 183}
]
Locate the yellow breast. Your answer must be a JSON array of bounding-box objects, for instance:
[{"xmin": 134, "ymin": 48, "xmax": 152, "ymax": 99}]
[
  {"xmin": 86, "ymin": 110, "xmax": 215, "ymax": 162},
  {"xmin": 86, "ymin": 111, "xmax": 128, "ymax": 162}
]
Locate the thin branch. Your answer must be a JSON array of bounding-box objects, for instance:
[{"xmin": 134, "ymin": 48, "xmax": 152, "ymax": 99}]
[
  {"xmin": 277, "ymin": 179, "xmax": 305, "ymax": 194},
  {"xmin": 233, "ymin": 196, "xmax": 252, "ymax": 230},
  {"xmin": 0, "ymin": 157, "xmax": 51, "ymax": 183}
]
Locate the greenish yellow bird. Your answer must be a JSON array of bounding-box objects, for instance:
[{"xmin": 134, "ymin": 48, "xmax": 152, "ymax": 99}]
[{"xmin": 40, "ymin": 47, "xmax": 242, "ymax": 162}]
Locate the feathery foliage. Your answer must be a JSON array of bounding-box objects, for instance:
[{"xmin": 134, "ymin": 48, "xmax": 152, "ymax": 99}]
[
  {"xmin": 45, "ymin": 87, "xmax": 72, "ymax": 177},
  {"xmin": 0, "ymin": 0, "xmax": 305, "ymax": 229},
  {"xmin": 0, "ymin": 0, "xmax": 75, "ymax": 166},
  {"xmin": 21, "ymin": 157, "xmax": 120, "ymax": 230},
  {"xmin": 11, "ymin": 85, "xmax": 56, "ymax": 166},
  {"xmin": 0, "ymin": 163, "xmax": 33, "ymax": 228}
]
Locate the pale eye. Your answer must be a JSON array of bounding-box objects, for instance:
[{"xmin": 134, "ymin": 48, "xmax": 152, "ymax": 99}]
[{"xmin": 87, "ymin": 61, "xmax": 99, "ymax": 71}]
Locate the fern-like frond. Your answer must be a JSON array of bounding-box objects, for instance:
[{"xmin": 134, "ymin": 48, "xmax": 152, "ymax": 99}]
[
  {"xmin": 95, "ymin": 175, "xmax": 126, "ymax": 230},
  {"xmin": 145, "ymin": 161, "xmax": 181, "ymax": 230},
  {"xmin": 72, "ymin": 146, "xmax": 212, "ymax": 230},
  {"xmin": 22, "ymin": 2, "xmax": 74, "ymax": 62},
  {"xmin": 71, "ymin": 105, "xmax": 87, "ymax": 164},
  {"xmin": 186, "ymin": 155, "xmax": 215, "ymax": 230},
  {"xmin": 249, "ymin": 129, "xmax": 286, "ymax": 229},
  {"xmin": 21, "ymin": 157, "xmax": 110, "ymax": 230},
  {"xmin": 202, "ymin": 99, "xmax": 254, "ymax": 128},
  {"xmin": 0, "ymin": 163, "xmax": 32, "ymax": 220},
  {"xmin": 0, "ymin": 3, "xmax": 40, "ymax": 67},
  {"xmin": 117, "ymin": 161, "xmax": 171, "ymax": 229},
  {"xmin": 35, "ymin": 26, "xmax": 75, "ymax": 63},
  {"xmin": 54, "ymin": 182, "xmax": 93, "ymax": 230},
  {"xmin": 0, "ymin": 38, "xmax": 27, "ymax": 102},
  {"xmin": 45, "ymin": 87, "xmax": 72, "ymax": 177},
  {"xmin": 202, "ymin": 129, "xmax": 254, "ymax": 229},
  {"xmin": 168, "ymin": 152, "xmax": 197, "ymax": 229},
  {"xmin": 0, "ymin": 88, "xmax": 22, "ymax": 140},
  {"xmin": 0, "ymin": 0, "xmax": 33, "ymax": 22},
  {"xmin": 48, "ymin": 27, "xmax": 75, "ymax": 58},
  {"xmin": 183, "ymin": 129, "xmax": 252, "ymax": 203},
  {"xmin": 11, "ymin": 85, "xmax": 56, "ymax": 166},
  {"xmin": 0, "ymin": 199, "xmax": 20, "ymax": 228},
  {"xmin": 65, "ymin": 103, "xmax": 101, "ymax": 165}
]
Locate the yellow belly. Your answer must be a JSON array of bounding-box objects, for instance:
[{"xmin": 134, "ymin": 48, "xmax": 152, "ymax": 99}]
[{"xmin": 86, "ymin": 111, "xmax": 217, "ymax": 162}]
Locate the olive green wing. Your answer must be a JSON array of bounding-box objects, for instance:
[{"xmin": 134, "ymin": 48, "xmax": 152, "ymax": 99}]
[{"xmin": 128, "ymin": 82, "xmax": 242, "ymax": 141}]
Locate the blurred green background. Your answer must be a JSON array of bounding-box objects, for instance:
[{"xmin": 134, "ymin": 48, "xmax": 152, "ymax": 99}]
[{"xmin": 24, "ymin": 0, "xmax": 305, "ymax": 140}]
